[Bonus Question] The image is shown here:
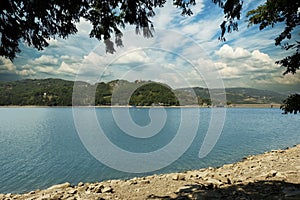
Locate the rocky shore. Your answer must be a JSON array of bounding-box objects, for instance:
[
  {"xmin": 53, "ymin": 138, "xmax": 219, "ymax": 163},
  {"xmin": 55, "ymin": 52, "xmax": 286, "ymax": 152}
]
[{"xmin": 1, "ymin": 144, "xmax": 300, "ymax": 200}]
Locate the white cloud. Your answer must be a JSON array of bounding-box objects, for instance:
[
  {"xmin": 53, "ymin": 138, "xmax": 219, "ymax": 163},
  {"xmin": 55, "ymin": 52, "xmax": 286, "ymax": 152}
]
[
  {"xmin": 35, "ymin": 66, "xmax": 57, "ymax": 74},
  {"xmin": 5, "ymin": 0, "xmax": 299, "ymax": 92},
  {"xmin": 252, "ymin": 50, "xmax": 273, "ymax": 64},
  {"xmin": 76, "ymin": 18, "xmax": 93, "ymax": 36},
  {"xmin": 0, "ymin": 57, "xmax": 16, "ymax": 72},
  {"xmin": 58, "ymin": 62, "xmax": 79, "ymax": 74},
  {"xmin": 215, "ymin": 45, "xmax": 299, "ymax": 88},
  {"xmin": 114, "ymin": 49, "xmax": 151, "ymax": 64},
  {"xmin": 152, "ymin": 1, "xmax": 180, "ymax": 29},
  {"xmin": 273, "ymin": 73, "xmax": 300, "ymax": 85},
  {"xmin": 17, "ymin": 69, "xmax": 36, "ymax": 76},
  {"xmin": 58, "ymin": 55, "xmax": 83, "ymax": 74},
  {"xmin": 216, "ymin": 62, "xmax": 242, "ymax": 79},
  {"xmin": 60, "ymin": 55, "xmax": 83, "ymax": 62},
  {"xmin": 33, "ymin": 55, "xmax": 59, "ymax": 65},
  {"xmin": 215, "ymin": 45, "xmax": 276, "ymax": 72},
  {"xmin": 216, "ymin": 44, "xmax": 251, "ymax": 59},
  {"xmin": 46, "ymin": 38, "xmax": 60, "ymax": 47},
  {"xmin": 15, "ymin": 64, "xmax": 36, "ymax": 76}
]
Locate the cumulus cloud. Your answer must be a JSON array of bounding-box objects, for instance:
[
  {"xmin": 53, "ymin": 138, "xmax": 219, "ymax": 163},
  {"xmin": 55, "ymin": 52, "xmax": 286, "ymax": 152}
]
[
  {"xmin": 58, "ymin": 62, "xmax": 79, "ymax": 74},
  {"xmin": 35, "ymin": 66, "xmax": 57, "ymax": 74},
  {"xmin": 114, "ymin": 49, "xmax": 151, "ymax": 64},
  {"xmin": 4, "ymin": 0, "xmax": 299, "ymax": 92},
  {"xmin": 215, "ymin": 45, "xmax": 276, "ymax": 74},
  {"xmin": 273, "ymin": 73, "xmax": 300, "ymax": 85},
  {"xmin": 152, "ymin": 1, "xmax": 180, "ymax": 29},
  {"xmin": 215, "ymin": 62, "xmax": 242, "ymax": 79},
  {"xmin": 32, "ymin": 55, "xmax": 59, "ymax": 65},
  {"xmin": 212, "ymin": 44, "xmax": 300, "ymax": 90},
  {"xmin": 17, "ymin": 69, "xmax": 36, "ymax": 76},
  {"xmin": 16, "ymin": 64, "xmax": 36, "ymax": 76},
  {"xmin": 0, "ymin": 57, "xmax": 16, "ymax": 72},
  {"xmin": 216, "ymin": 44, "xmax": 251, "ymax": 59}
]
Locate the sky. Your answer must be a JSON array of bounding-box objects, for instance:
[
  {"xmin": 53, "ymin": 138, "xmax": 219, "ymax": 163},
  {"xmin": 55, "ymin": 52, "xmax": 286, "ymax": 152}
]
[{"xmin": 0, "ymin": 0, "xmax": 299, "ymax": 93}]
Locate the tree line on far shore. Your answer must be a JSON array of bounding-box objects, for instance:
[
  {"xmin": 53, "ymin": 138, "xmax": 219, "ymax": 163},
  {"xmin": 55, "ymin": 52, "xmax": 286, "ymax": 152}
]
[{"xmin": 0, "ymin": 78, "xmax": 287, "ymax": 107}]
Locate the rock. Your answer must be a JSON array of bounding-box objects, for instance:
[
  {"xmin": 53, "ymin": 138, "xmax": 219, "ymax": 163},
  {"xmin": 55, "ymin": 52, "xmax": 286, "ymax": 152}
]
[
  {"xmin": 172, "ymin": 174, "xmax": 185, "ymax": 181},
  {"xmin": 67, "ymin": 189, "xmax": 77, "ymax": 194},
  {"xmin": 11, "ymin": 194, "xmax": 21, "ymax": 199},
  {"xmin": 175, "ymin": 186, "xmax": 192, "ymax": 193},
  {"xmin": 65, "ymin": 197, "xmax": 76, "ymax": 200},
  {"xmin": 94, "ymin": 184, "xmax": 104, "ymax": 193},
  {"xmin": 4, "ymin": 193, "xmax": 12, "ymax": 198},
  {"xmin": 213, "ymin": 174, "xmax": 230, "ymax": 184},
  {"xmin": 186, "ymin": 171, "xmax": 199, "ymax": 179},
  {"xmin": 110, "ymin": 180, "xmax": 119, "ymax": 185},
  {"xmin": 171, "ymin": 174, "xmax": 179, "ymax": 180},
  {"xmin": 131, "ymin": 177, "xmax": 138, "ymax": 181},
  {"xmin": 48, "ymin": 182, "xmax": 71, "ymax": 190},
  {"xmin": 0, "ymin": 194, "xmax": 4, "ymax": 200},
  {"xmin": 206, "ymin": 178, "xmax": 222, "ymax": 187},
  {"xmin": 129, "ymin": 180, "xmax": 138, "ymax": 185},
  {"xmin": 140, "ymin": 180, "xmax": 150, "ymax": 184},
  {"xmin": 78, "ymin": 182, "xmax": 84, "ymax": 187},
  {"xmin": 77, "ymin": 184, "xmax": 89, "ymax": 193},
  {"xmin": 199, "ymin": 171, "xmax": 211, "ymax": 179},
  {"xmin": 85, "ymin": 190, "xmax": 91, "ymax": 194},
  {"xmin": 52, "ymin": 193, "xmax": 64, "ymax": 199},
  {"xmin": 102, "ymin": 186, "xmax": 113, "ymax": 193},
  {"xmin": 266, "ymin": 170, "xmax": 277, "ymax": 178},
  {"xmin": 275, "ymin": 172, "xmax": 287, "ymax": 180},
  {"xmin": 88, "ymin": 185, "xmax": 95, "ymax": 191},
  {"xmin": 37, "ymin": 193, "xmax": 51, "ymax": 200},
  {"xmin": 63, "ymin": 194, "xmax": 71, "ymax": 199}
]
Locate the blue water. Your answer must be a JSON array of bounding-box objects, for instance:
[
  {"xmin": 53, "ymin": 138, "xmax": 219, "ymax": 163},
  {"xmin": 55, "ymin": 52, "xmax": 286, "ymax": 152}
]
[{"xmin": 0, "ymin": 108, "xmax": 299, "ymax": 193}]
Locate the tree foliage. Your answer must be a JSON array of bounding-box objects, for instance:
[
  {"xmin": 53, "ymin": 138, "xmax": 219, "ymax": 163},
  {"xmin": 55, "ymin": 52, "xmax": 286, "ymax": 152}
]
[
  {"xmin": 0, "ymin": 78, "xmax": 286, "ymax": 106},
  {"xmin": 280, "ymin": 94, "xmax": 300, "ymax": 114},
  {"xmin": 0, "ymin": 0, "xmax": 194, "ymax": 59},
  {"xmin": 1, "ymin": 0, "xmax": 246, "ymax": 59},
  {"xmin": 212, "ymin": 0, "xmax": 243, "ymax": 42},
  {"xmin": 1, "ymin": 0, "xmax": 299, "ymax": 113},
  {"xmin": 0, "ymin": 79, "xmax": 181, "ymax": 106},
  {"xmin": 245, "ymin": 0, "xmax": 300, "ymax": 115},
  {"xmin": 246, "ymin": 0, "xmax": 300, "ymax": 75},
  {"xmin": 129, "ymin": 82, "xmax": 179, "ymax": 106},
  {"xmin": 0, "ymin": 0, "xmax": 89, "ymax": 60}
]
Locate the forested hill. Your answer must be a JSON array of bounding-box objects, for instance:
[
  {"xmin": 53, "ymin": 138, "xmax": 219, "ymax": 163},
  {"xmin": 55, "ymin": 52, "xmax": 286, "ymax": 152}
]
[
  {"xmin": 0, "ymin": 79, "xmax": 286, "ymax": 106},
  {"xmin": 176, "ymin": 87, "xmax": 286, "ymax": 105}
]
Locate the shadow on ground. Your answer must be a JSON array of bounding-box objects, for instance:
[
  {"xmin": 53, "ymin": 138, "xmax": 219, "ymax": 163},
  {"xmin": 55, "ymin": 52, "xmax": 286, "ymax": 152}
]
[{"xmin": 147, "ymin": 180, "xmax": 300, "ymax": 200}]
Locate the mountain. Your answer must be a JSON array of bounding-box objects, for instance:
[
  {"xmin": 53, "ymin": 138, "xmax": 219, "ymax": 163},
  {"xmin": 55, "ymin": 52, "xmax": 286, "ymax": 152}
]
[
  {"xmin": 0, "ymin": 78, "xmax": 286, "ymax": 106},
  {"xmin": 175, "ymin": 87, "xmax": 286, "ymax": 105}
]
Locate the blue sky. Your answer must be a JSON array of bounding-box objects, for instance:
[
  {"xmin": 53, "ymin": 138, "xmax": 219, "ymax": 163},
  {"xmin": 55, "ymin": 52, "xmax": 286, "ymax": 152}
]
[{"xmin": 0, "ymin": 0, "xmax": 299, "ymax": 93}]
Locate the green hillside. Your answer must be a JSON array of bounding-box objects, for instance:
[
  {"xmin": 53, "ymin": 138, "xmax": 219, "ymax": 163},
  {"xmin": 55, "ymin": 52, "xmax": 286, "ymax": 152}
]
[
  {"xmin": 0, "ymin": 79, "xmax": 179, "ymax": 106},
  {"xmin": 176, "ymin": 87, "xmax": 286, "ymax": 105},
  {"xmin": 0, "ymin": 79, "xmax": 286, "ymax": 106}
]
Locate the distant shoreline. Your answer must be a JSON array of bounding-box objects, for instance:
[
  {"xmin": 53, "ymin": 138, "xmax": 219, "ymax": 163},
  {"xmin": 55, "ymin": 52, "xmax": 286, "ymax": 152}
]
[{"xmin": 0, "ymin": 104, "xmax": 282, "ymax": 109}]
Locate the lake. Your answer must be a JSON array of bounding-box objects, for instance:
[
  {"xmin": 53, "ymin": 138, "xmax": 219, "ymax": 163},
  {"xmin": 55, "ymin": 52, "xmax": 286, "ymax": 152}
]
[{"xmin": 0, "ymin": 107, "xmax": 299, "ymax": 194}]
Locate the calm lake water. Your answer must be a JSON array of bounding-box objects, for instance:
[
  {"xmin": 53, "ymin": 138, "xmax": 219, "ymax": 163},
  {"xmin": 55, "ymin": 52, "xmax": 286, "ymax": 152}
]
[{"xmin": 0, "ymin": 107, "xmax": 299, "ymax": 193}]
